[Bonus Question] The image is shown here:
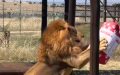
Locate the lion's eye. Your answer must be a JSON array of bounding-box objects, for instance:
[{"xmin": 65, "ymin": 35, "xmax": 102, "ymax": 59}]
[
  {"xmin": 81, "ymin": 34, "xmax": 84, "ymax": 38},
  {"xmin": 59, "ymin": 26, "xmax": 66, "ymax": 30}
]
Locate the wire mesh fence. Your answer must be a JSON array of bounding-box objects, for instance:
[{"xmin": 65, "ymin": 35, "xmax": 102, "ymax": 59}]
[
  {"xmin": 0, "ymin": 0, "xmax": 42, "ymax": 62},
  {"xmin": 0, "ymin": 0, "xmax": 120, "ymax": 63},
  {"xmin": 0, "ymin": 0, "xmax": 65, "ymax": 62}
]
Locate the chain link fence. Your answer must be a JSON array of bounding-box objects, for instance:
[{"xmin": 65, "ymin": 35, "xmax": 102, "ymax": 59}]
[
  {"xmin": 0, "ymin": 0, "xmax": 42, "ymax": 62},
  {"xmin": 0, "ymin": 0, "xmax": 65, "ymax": 62},
  {"xmin": 0, "ymin": 0, "xmax": 120, "ymax": 63}
]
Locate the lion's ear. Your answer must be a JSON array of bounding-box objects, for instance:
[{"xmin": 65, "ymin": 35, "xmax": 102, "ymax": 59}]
[{"xmin": 67, "ymin": 26, "xmax": 77, "ymax": 35}]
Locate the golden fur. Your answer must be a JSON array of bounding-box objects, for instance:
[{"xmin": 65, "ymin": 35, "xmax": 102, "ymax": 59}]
[{"xmin": 24, "ymin": 19, "xmax": 107, "ymax": 75}]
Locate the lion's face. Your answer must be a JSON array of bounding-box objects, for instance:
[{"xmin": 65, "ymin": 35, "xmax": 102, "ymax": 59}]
[
  {"xmin": 39, "ymin": 20, "xmax": 88, "ymax": 63},
  {"xmin": 42, "ymin": 20, "xmax": 86, "ymax": 50}
]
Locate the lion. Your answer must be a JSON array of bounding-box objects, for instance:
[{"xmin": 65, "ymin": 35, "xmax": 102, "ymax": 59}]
[{"xmin": 24, "ymin": 19, "xmax": 107, "ymax": 75}]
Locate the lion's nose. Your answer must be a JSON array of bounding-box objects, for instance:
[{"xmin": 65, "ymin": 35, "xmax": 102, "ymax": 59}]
[{"xmin": 75, "ymin": 39, "xmax": 80, "ymax": 42}]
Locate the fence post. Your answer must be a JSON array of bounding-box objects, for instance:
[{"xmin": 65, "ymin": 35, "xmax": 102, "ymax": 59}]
[
  {"xmin": 41, "ymin": 0, "xmax": 47, "ymax": 36},
  {"xmin": 118, "ymin": 6, "xmax": 120, "ymax": 22},
  {"xmin": 19, "ymin": 0, "xmax": 22, "ymax": 34},
  {"xmin": 90, "ymin": 0, "xmax": 100, "ymax": 75},
  {"xmin": 2, "ymin": 0, "xmax": 5, "ymax": 31},
  {"xmin": 64, "ymin": 0, "xmax": 69, "ymax": 22},
  {"xmin": 114, "ymin": 5, "xmax": 117, "ymax": 19},
  {"xmin": 103, "ymin": 0, "xmax": 107, "ymax": 22},
  {"xmin": 68, "ymin": 0, "xmax": 76, "ymax": 26},
  {"xmin": 85, "ymin": 0, "xmax": 87, "ymax": 23},
  {"xmin": 117, "ymin": 6, "xmax": 119, "ymax": 21}
]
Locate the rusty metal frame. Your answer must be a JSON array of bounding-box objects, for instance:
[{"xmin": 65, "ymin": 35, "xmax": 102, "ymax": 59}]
[
  {"xmin": 64, "ymin": 0, "xmax": 69, "ymax": 21},
  {"xmin": 103, "ymin": 0, "xmax": 107, "ymax": 22},
  {"xmin": 68, "ymin": 0, "xmax": 76, "ymax": 26},
  {"xmin": 85, "ymin": 0, "xmax": 87, "ymax": 22},
  {"xmin": 2, "ymin": 0, "xmax": 5, "ymax": 31},
  {"xmin": 19, "ymin": 0, "xmax": 22, "ymax": 34},
  {"xmin": 41, "ymin": 0, "xmax": 47, "ymax": 35},
  {"xmin": 90, "ymin": 0, "xmax": 100, "ymax": 75}
]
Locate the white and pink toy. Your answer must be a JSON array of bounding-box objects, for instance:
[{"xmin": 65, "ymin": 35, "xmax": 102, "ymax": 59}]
[{"xmin": 99, "ymin": 20, "xmax": 120, "ymax": 64}]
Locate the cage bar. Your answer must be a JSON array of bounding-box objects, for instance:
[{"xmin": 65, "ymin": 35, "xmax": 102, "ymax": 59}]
[
  {"xmin": 41, "ymin": 0, "xmax": 47, "ymax": 35},
  {"xmin": 64, "ymin": 0, "xmax": 69, "ymax": 21},
  {"xmin": 103, "ymin": 0, "xmax": 107, "ymax": 22},
  {"xmin": 68, "ymin": 0, "xmax": 76, "ymax": 26},
  {"xmin": 90, "ymin": 0, "xmax": 100, "ymax": 75}
]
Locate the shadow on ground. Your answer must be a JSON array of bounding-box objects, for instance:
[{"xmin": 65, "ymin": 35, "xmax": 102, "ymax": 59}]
[{"xmin": 72, "ymin": 70, "xmax": 120, "ymax": 75}]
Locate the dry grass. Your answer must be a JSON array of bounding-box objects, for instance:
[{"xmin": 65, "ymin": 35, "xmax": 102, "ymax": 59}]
[
  {"xmin": 0, "ymin": 2, "xmax": 64, "ymax": 14},
  {"xmin": 0, "ymin": 2, "xmax": 41, "ymax": 13},
  {"xmin": 0, "ymin": 32, "xmax": 41, "ymax": 62},
  {"xmin": 0, "ymin": 17, "xmax": 41, "ymax": 31},
  {"xmin": 0, "ymin": 42, "xmax": 37, "ymax": 62},
  {"xmin": 0, "ymin": 17, "xmax": 57, "ymax": 62},
  {"xmin": 0, "ymin": 33, "xmax": 40, "ymax": 62},
  {"xmin": 0, "ymin": 17, "xmax": 42, "ymax": 62}
]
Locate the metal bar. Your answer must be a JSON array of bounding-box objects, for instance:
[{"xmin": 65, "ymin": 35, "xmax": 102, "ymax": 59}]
[
  {"xmin": 41, "ymin": 0, "xmax": 47, "ymax": 35},
  {"xmin": 90, "ymin": 0, "xmax": 100, "ymax": 75},
  {"xmin": 2, "ymin": 0, "xmax": 5, "ymax": 31},
  {"xmin": 85, "ymin": 0, "xmax": 87, "ymax": 22},
  {"xmin": 76, "ymin": 15, "xmax": 120, "ymax": 18},
  {"xmin": 76, "ymin": 5, "xmax": 90, "ymax": 7},
  {"xmin": 76, "ymin": 9, "xmax": 90, "ymax": 11},
  {"xmin": 76, "ymin": 4, "xmax": 113, "ymax": 8},
  {"xmin": 114, "ymin": 6, "xmax": 116, "ymax": 19},
  {"xmin": 104, "ymin": 10, "xmax": 120, "ymax": 12},
  {"xmin": 118, "ymin": 7, "xmax": 120, "ymax": 21},
  {"xmin": 76, "ymin": 9, "xmax": 119, "ymax": 12},
  {"xmin": 52, "ymin": 0, "xmax": 55, "ymax": 20},
  {"xmin": 117, "ymin": 7, "xmax": 119, "ymax": 21},
  {"xmin": 19, "ymin": 0, "xmax": 22, "ymax": 34},
  {"xmin": 103, "ymin": 0, "xmax": 107, "ymax": 22},
  {"xmin": 64, "ymin": 0, "xmax": 69, "ymax": 21},
  {"xmin": 100, "ymin": 1, "xmax": 117, "ymax": 21},
  {"xmin": 68, "ymin": 0, "xmax": 76, "ymax": 26}
]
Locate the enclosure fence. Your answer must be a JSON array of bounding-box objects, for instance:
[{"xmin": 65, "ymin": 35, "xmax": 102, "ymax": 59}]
[{"xmin": 0, "ymin": 0, "xmax": 120, "ymax": 62}]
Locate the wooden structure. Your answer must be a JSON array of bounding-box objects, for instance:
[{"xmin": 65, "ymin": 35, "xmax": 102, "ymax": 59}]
[{"xmin": 0, "ymin": 62, "xmax": 33, "ymax": 75}]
